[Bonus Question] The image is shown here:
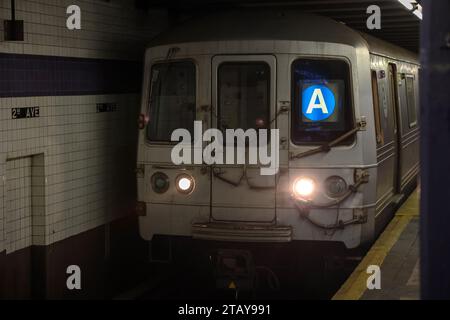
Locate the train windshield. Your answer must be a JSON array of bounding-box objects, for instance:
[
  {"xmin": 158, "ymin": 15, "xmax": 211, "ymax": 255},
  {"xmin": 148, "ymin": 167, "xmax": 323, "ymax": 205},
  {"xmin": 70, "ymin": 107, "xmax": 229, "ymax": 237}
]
[
  {"xmin": 291, "ymin": 59, "xmax": 354, "ymax": 145},
  {"xmin": 147, "ymin": 61, "xmax": 196, "ymax": 142},
  {"xmin": 218, "ymin": 62, "xmax": 270, "ymax": 132}
]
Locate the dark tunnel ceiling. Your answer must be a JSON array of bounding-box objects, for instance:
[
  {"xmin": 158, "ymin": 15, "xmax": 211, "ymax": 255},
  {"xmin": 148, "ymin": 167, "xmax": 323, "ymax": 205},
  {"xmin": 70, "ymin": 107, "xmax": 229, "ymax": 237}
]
[{"xmin": 144, "ymin": 0, "xmax": 421, "ymax": 52}]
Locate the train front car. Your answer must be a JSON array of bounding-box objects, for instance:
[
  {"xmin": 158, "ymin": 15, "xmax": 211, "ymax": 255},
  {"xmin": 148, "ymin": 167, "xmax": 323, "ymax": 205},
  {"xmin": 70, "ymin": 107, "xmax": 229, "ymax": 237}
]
[{"xmin": 136, "ymin": 11, "xmax": 378, "ymax": 277}]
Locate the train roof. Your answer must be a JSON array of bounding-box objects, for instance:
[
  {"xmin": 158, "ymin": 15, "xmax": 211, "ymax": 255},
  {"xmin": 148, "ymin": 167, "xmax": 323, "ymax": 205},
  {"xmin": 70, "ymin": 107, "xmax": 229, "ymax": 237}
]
[
  {"xmin": 148, "ymin": 9, "xmax": 419, "ymax": 64},
  {"xmin": 360, "ymin": 33, "xmax": 419, "ymax": 64}
]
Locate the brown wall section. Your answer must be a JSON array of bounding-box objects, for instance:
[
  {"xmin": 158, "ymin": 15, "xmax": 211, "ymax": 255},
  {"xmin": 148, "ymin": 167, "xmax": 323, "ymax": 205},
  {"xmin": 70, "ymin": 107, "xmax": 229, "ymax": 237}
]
[
  {"xmin": 1, "ymin": 247, "xmax": 32, "ymax": 299},
  {"xmin": 0, "ymin": 252, "xmax": 4, "ymax": 299},
  {"xmin": 1, "ymin": 215, "xmax": 147, "ymax": 299}
]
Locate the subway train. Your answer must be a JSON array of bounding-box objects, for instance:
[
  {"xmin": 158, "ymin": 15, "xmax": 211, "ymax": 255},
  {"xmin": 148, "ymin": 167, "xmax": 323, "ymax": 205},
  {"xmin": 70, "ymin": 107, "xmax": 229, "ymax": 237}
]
[{"xmin": 135, "ymin": 10, "xmax": 420, "ymax": 281}]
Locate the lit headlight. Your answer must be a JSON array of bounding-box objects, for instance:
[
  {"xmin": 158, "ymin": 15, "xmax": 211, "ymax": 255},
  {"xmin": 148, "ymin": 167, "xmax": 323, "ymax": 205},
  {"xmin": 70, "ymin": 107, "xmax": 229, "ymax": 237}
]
[
  {"xmin": 292, "ymin": 177, "xmax": 316, "ymax": 200},
  {"xmin": 176, "ymin": 174, "xmax": 195, "ymax": 194},
  {"xmin": 324, "ymin": 176, "xmax": 347, "ymax": 198},
  {"xmin": 151, "ymin": 172, "xmax": 169, "ymax": 194}
]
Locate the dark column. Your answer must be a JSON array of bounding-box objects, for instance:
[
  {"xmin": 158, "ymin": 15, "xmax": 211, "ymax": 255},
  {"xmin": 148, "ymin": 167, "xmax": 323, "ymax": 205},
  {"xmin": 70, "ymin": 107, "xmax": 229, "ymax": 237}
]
[{"xmin": 420, "ymin": 0, "xmax": 450, "ymax": 300}]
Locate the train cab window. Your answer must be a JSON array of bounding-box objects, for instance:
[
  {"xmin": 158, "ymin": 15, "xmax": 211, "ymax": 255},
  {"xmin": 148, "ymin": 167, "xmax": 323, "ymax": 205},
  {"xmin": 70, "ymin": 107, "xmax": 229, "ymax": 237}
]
[
  {"xmin": 146, "ymin": 61, "xmax": 196, "ymax": 142},
  {"xmin": 291, "ymin": 59, "xmax": 354, "ymax": 145},
  {"xmin": 405, "ymin": 75, "xmax": 417, "ymax": 128},
  {"xmin": 217, "ymin": 62, "xmax": 270, "ymax": 133},
  {"xmin": 371, "ymin": 70, "xmax": 384, "ymax": 145}
]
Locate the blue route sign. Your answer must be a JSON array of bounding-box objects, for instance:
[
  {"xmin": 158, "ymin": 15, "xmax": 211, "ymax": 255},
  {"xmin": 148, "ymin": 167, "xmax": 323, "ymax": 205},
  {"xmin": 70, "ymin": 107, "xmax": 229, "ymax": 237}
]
[{"xmin": 302, "ymin": 85, "xmax": 336, "ymax": 121}]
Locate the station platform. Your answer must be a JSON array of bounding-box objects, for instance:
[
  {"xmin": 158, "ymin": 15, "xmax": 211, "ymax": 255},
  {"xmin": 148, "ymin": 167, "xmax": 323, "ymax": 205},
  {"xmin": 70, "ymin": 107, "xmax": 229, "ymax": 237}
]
[{"xmin": 333, "ymin": 189, "xmax": 420, "ymax": 300}]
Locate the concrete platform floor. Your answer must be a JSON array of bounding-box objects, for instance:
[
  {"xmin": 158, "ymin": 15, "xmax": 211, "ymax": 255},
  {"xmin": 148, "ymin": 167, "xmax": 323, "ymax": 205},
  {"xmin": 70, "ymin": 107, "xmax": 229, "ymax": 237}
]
[{"xmin": 333, "ymin": 189, "xmax": 420, "ymax": 300}]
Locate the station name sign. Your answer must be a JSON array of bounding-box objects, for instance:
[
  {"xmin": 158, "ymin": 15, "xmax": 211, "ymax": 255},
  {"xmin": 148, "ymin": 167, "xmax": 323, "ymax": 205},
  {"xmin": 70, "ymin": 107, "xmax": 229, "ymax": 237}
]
[
  {"xmin": 96, "ymin": 103, "xmax": 117, "ymax": 113},
  {"xmin": 11, "ymin": 107, "xmax": 40, "ymax": 119}
]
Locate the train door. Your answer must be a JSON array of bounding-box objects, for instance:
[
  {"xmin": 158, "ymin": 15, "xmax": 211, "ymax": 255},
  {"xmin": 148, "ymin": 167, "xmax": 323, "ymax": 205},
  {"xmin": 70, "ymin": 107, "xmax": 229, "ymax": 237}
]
[
  {"xmin": 210, "ymin": 55, "xmax": 277, "ymax": 222},
  {"xmin": 388, "ymin": 63, "xmax": 402, "ymax": 194},
  {"xmin": 396, "ymin": 72, "xmax": 420, "ymax": 190}
]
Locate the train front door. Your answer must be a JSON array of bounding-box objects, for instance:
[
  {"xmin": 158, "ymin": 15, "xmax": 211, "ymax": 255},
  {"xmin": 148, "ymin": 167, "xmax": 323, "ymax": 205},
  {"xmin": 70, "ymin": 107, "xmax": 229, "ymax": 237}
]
[{"xmin": 210, "ymin": 55, "xmax": 278, "ymax": 223}]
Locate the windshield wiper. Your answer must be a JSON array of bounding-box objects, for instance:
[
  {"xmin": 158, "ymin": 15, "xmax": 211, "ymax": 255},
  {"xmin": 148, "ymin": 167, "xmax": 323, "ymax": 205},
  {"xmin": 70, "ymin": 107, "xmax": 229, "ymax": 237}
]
[
  {"xmin": 290, "ymin": 118, "xmax": 366, "ymax": 160},
  {"xmin": 146, "ymin": 70, "xmax": 160, "ymax": 116},
  {"xmin": 145, "ymin": 47, "xmax": 180, "ymax": 118}
]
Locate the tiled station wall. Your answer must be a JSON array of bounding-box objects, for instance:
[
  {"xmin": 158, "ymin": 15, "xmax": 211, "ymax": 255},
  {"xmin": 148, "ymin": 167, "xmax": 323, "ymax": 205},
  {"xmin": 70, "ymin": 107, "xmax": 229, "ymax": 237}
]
[{"xmin": 0, "ymin": 0, "xmax": 168, "ymax": 298}]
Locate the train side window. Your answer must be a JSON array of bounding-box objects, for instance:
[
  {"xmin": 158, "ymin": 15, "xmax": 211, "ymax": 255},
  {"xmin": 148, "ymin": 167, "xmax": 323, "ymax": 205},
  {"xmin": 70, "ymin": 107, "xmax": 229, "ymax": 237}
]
[
  {"xmin": 405, "ymin": 75, "xmax": 417, "ymax": 128},
  {"xmin": 371, "ymin": 70, "xmax": 384, "ymax": 145},
  {"xmin": 217, "ymin": 62, "xmax": 270, "ymax": 133},
  {"xmin": 146, "ymin": 61, "xmax": 196, "ymax": 142}
]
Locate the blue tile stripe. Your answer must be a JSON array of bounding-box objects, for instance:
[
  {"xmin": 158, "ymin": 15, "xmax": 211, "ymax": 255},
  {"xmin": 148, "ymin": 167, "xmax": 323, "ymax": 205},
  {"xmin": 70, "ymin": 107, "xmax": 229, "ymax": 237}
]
[{"xmin": 0, "ymin": 53, "xmax": 142, "ymax": 97}]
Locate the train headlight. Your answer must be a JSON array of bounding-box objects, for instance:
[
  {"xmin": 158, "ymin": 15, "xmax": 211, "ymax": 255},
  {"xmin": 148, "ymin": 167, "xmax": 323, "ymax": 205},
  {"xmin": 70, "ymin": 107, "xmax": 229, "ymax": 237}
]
[
  {"xmin": 176, "ymin": 174, "xmax": 195, "ymax": 194},
  {"xmin": 292, "ymin": 177, "xmax": 316, "ymax": 200},
  {"xmin": 151, "ymin": 172, "xmax": 169, "ymax": 194},
  {"xmin": 324, "ymin": 176, "xmax": 347, "ymax": 198}
]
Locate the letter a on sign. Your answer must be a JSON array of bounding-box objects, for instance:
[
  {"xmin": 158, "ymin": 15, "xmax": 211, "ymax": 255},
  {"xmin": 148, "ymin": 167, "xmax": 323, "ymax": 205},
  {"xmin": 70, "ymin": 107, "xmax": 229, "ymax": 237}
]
[
  {"xmin": 302, "ymin": 84, "xmax": 335, "ymax": 121},
  {"xmin": 306, "ymin": 88, "xmax": 329, "ymax": 114}
]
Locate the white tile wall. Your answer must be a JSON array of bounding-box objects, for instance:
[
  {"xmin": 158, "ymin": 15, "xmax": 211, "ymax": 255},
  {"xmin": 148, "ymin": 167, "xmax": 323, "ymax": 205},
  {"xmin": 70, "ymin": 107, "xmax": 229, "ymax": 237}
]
[
  {"xmin": 0, "ymin": 0, "xmax": 167, "ymax": 59},
  {"xmin": 4, "ymin": 154, "xmax": 45, "ymax": 252},
  {"xmin": 1, "ymin": 94, "xmax": 143, "ymax": 251},
  {"xmin": 31, "ymin": 153, "xmax": 46, "ymax": 246},
  {"xmin": 0, "ymin": 0, "xmax": 168, "ymax": 253},
  {"xmin": 5, "ymin": 157, "xmax": 32, "ymax": 253}
]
